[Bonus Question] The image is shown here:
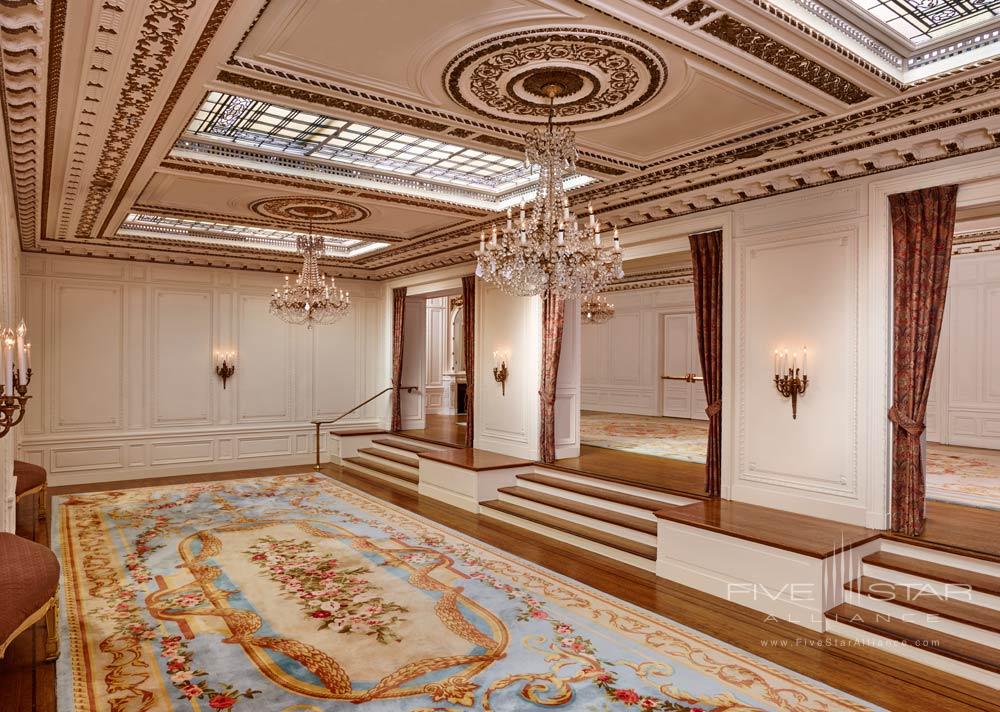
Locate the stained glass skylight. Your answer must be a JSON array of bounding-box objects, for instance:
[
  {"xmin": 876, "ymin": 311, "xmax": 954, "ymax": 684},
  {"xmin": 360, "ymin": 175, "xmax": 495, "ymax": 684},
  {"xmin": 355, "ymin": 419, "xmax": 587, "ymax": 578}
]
[
  {"xmin": 119, "ymin": 213, "xmax": 388, "ymax": 258},
  {"xmin": 185, "ymin": 92, "xmax": 537, "ymax": 192},
  {"xmin": 849, "ymin": 0, "xmax": 1000, "ymax": 43}
]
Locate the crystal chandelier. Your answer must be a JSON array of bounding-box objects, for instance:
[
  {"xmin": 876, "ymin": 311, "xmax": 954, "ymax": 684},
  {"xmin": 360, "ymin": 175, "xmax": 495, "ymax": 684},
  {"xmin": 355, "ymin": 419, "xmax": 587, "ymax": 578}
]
[
  {"xmin": 270, "ymin": 222, "xmax": 351, "ymax": 328},
  {"xmin": 474, "ymin": 85, "xmax": 623, "ymax": 298},
  {"xmin": 581, "ymin": 294, "xmax": 615, "ymax": 324}
]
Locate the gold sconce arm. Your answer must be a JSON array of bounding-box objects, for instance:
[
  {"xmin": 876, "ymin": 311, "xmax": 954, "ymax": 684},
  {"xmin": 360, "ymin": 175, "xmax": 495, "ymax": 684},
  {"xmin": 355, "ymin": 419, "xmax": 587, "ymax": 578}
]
[
  {"xmin": 493, "ymin": 361, "xmax": 508, "ymax": 396},
  {"xmin": 774, "ymin": 369, "xmax": 808, "ymax": 418}
]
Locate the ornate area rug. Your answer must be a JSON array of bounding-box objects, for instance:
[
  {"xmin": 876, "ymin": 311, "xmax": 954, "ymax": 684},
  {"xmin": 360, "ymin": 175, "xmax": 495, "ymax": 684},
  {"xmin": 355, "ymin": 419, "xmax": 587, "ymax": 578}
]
[
  {"xmin": 927, "ymin": 444, "xmax": 1000, "ymax": 510},
  {"xmin": 581, "ymin": 411, "xmax": 709, "ymax": 463},
  {"xmin": 53, "ymin": 474, "xmax": 881, "ymax": 711}
]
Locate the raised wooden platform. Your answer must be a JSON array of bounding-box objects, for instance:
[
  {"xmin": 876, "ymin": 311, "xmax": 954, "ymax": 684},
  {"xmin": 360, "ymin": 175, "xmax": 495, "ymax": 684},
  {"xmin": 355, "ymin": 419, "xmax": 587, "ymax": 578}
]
[
  {"xmin": 655, "ymin": 500, "xmax": 881, "ymax": 559},
  {"xmin": 887, "ymin": 500, "xmax": 1000, "ymax": 563},
  {"xmin": 419, "ymin": 448, "xmax": 529, "ymax": 470},
  {"xmin": 546, "ymin": 445, "xmax": 710, "ymax": 500},
  {"xmin": 399, "ymin": 414, "xmax": 466, "ymax": 448}
]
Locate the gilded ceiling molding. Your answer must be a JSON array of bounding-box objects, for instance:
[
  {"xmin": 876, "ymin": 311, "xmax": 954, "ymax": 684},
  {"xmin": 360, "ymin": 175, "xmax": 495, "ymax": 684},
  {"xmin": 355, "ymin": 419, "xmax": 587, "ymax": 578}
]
[
  {"xmin": 672, "ymin": 0, "xmax": 716, "ymax": 25},
  {"xmin": 575, "ymin": 66, "xmax": 1000, "ymax": 204},
  {"xmin": 129, "ymin": 204, "xmax": 403, "ymax": 242},
  {"xmin": 605, "ymin": 268, "xmax": 695, "ymax": 292},
  {"xmin": 469, "ymin": 133, "xmax": 627, "ymax": 176},
  {"xmin": 443, "ymin": 28, "xmax": 667, "ymax": 125},
  {"xmin": 77, "ymin": 0, "xmax": 202, "ymax": 236},
  {"xmin": 0, "ymin": 0, "xmax": 48, "ymax": 248},
  {"xmin": 639, "ymin": 0, "xmax": 682, "ymax": 9},
  {"xmin": 97, "ymin": 0, "xmax": 239, "ymax": 238},
  {"xmin": 160, "ymin": 157, "xmax": 490, "ymax": 218},
  {"xmin": 217, "ymin": 69, "xmax": 450, "ymax": 133},
  {"xmin": 953, "ymin": 229, "xmax": 1000, "ymax": 253},
  {"xmin": 39, "ymin": 0, "xmax": 66, "ymax": 246},
  {"xmin": 248, "ymin": 196, "xmax": 370, "ymax": 225},
  {"xmin": 747, "ymin": 0, "xmax": 902, "ymax": 88},
  {"xmin": 698, "ymin": 14, "xmax": 873, "ymax": 104}
]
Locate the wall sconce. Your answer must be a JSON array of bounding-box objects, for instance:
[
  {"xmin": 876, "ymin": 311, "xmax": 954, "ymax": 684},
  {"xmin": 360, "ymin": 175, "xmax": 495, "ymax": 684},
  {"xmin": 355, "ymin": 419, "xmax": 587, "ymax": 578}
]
[
  {"xmin": 773, "ymin": 347, "xmax": 808, "ymax": 419},
  {"xmin": 0, "ymin": 319, "xmax": 32, "ymax": 439},
  {"xmin": 215, "ymin": 350, "xmax": 236, "ymax": 389},
  {"xmin": 492, "ymin": 350, "xmax": 509, "ymax": 396}
]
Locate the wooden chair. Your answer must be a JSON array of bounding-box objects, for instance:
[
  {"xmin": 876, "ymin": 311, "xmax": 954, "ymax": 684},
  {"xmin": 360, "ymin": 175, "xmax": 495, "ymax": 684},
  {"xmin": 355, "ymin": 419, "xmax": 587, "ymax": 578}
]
[
  {"xmin": 14, "ymin": 460, "xmax": 47, "ymax": 521},
  {"xmin": 0, "ymin": 533, "xmax": 59, "ymax": 661}
]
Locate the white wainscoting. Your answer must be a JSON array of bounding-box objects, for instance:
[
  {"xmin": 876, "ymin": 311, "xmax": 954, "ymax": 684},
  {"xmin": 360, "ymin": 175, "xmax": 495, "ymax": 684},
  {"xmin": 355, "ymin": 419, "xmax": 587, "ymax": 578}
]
[
  {"xmin": 581, "ymin": 284, "xmax": 695, "ymax": 415},
  {"xmin": 19, "ymin": 254, "xmax": 385, "ymax": 485},
  {"xmin": 927, "ymin": 250, "xmax": 1000, "ymax": 450}
]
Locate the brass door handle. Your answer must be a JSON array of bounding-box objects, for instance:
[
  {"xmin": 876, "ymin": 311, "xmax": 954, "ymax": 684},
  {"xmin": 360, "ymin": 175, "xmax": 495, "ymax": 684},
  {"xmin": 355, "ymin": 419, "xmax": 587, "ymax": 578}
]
[{"xmin": 662, "ymin": 373, "xmax": 704, "ymax": 383}]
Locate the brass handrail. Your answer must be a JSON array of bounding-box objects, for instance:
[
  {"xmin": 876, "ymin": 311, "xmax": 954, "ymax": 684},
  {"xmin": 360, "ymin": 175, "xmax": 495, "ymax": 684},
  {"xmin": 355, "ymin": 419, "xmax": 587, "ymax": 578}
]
[
  {"xmin": 310, "ymin": 385, "xmax": 418, "ymax": 471},
  {"xmin": 661, "ymin": 373, "xmax": 704, "ymax": 383}
]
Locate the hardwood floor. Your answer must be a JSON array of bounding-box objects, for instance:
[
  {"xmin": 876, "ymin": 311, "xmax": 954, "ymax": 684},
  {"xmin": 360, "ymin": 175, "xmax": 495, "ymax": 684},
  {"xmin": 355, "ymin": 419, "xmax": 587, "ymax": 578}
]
[
  {"xmin": 551, "ymin": 444, "xmax": 709, "ymax": 498},
  {"xmin": 398, "ymin": 413, "xmax": 467, "ymax": 447},
  {"xmin": 888, "ymin": 499, "xmax": 1000, "ymax": 562},
  {"xmin": 3, "ymin": 464, "xmax": 999, "ymax": 711}
]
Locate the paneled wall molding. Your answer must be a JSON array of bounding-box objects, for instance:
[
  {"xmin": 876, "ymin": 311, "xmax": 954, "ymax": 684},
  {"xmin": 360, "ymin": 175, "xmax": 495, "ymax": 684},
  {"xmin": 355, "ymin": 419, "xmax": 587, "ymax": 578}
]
[{"xmin": 19, "ymin": 254, "xmax": 384, "ymax": 484}]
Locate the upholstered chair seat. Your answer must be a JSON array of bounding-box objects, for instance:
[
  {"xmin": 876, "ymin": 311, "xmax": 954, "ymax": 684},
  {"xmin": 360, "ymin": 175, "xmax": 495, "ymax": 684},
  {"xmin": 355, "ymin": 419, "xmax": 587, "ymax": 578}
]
[
  {"xmin": 0, "ymin": 532, "xmax": 60, "ymax": 661},
  {"xmin": 13, "ymin": 460, "xmax": 47, "ymax": 520}
]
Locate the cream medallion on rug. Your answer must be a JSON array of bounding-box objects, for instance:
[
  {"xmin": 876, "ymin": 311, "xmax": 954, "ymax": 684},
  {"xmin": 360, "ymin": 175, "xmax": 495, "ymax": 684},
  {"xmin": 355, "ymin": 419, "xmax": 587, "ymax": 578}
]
[{"xmin": 54, "ymin": 474, "xmax": 881, "ymax": 711}]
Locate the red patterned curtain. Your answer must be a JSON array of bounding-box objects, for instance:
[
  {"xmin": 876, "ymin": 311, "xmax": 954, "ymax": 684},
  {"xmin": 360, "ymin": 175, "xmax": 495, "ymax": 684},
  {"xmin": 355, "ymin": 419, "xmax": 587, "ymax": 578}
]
[
  {"xmin": 539, "ymin": 293, "xmax": 565, "ymax": 463},
  {"xmin": 389, "ymin": 287, "xmax": 407, "ymax": 432},
  {"xmin": 462, "ymin": 275, "xmax": 476, "ymax": 448},
  {"xmin": 689, "ymin": 230, "xmax": 723, "ymax": 497},
  {"xmin": 889, "ymin": 185, "xmax": 957, "ymax": 536}
]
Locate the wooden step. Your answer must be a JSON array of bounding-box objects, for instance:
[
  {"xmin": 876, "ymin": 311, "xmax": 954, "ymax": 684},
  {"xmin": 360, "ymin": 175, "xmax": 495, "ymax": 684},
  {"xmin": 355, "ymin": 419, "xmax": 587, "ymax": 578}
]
[
  {"xmin": 497, "ymin": 485, "xmax": 657, "ymax": 535},
  {"xmin": 339, "ymin": 465, "xmax": 414, "ymax": 492},
  {"xmin": 479, "ymin": 499, "xmax": 657, "ymax": 561},
  {"xmin": 826, "ymin": 603, "xmax": 1000, "ymax": 675},
  {"xmin": 516, "ymin": 472, "xmax": 673, "ymax": 511},
  {"xmin": 847, "ymin": 576, "xmax": 1000, "ymax": 635},
  {"xmin": 343, "ymin": 456, "xmax": 418, "ymax": 484},
  {"xmin": 864, "ymin": 552, "xmax": 1000, "ymax": 597},
  {"xmin": 372, "ymin": 438, "xmax": 427, "ymax": 454},
  {"xmin": 358, "ymin": 447, "xmax": 419, "ymax": 469}
]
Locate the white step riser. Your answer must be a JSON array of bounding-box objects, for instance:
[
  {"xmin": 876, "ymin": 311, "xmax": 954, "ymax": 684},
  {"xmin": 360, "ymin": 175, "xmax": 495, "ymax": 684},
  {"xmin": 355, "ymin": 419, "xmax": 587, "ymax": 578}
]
[
  {"xmin": 532, "ymin": 467, "xmax": 698, "ymax": 506},
  {"xmin": 373, "ymin": 443, "xmax": 428, "ymax": 460},
  {"xmin": 843, "ymin": 590, "xmax": 1000, "ymax": 648},
  {"xmin": 881, "ymin": 541, "xmax": 1000, "ymax": 579},
  {"xmin": 357, "ymin": 452, "xmax": 419, "ymax": 475},
  {"xmin": 479, "ymin": 507, "xmax": 654, "ymax": 572},
  {"xmin": 516, "ymin": 479, "xmax": 657, "ymax": 521},
  {"xmin": 342, "ymin": 463, "xmax": 417, "ymax": 491},
  {"xmin": 826, "ymin": 619, "xmax": 1000, "ymax": 691},
  {"xmin": 496, "ymin": 492, "xmax": 656, "ymax": 546},
  {"xmin": 384, "ymin": 437, "xmax": 452, "ymax": 453},
  {"xmin": 863, "ymin": 564, "xmax": 1000, "ymax": 611}
]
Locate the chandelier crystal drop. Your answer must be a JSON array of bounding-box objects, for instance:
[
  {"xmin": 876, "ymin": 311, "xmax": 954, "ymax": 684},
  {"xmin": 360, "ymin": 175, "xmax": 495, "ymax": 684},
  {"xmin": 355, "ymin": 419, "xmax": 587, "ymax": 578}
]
[
  {"xmin": 581, "ymin": 294, "xmax": 615, "ymax": 324},
  {"xmin": 270, "ymin": 226, "xmax": 351, "ymax": 328},
  {"xmin": 474, "ymin": 86, "xmax": 624, "ymax": 299}
]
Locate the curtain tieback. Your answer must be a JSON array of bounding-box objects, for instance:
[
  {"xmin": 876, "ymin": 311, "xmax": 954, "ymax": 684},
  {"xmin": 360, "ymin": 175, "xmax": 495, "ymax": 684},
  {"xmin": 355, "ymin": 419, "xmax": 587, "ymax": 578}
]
[
  {"xmin": 705, "ymin": 401, "xmax": 722, "ymax": 418},
  {"xmin": 888, "ymin": 405, "xmax": 924, "ymax": 436}
]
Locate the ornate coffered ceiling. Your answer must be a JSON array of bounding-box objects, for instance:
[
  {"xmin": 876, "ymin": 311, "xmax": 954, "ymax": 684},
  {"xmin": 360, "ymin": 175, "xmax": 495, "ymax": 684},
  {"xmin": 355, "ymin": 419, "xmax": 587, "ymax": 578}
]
[{"xmin": 3, "ymin": 0, "xmax": 1000, "ymax": 280}]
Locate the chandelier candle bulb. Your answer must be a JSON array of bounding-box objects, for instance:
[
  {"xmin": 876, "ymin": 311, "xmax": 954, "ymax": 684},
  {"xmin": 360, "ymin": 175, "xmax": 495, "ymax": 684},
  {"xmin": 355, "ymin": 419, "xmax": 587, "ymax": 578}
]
[
  {"xmin": 3, "ymin": 331, "xmax": 13, "ymax": 394},
  {"xmin": 15, "ymin": 320, "xmax": 26, "ymax": 381}
]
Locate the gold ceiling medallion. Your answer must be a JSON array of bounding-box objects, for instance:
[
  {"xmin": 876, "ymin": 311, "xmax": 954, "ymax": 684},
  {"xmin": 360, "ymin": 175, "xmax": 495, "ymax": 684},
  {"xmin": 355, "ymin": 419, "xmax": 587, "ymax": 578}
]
[
  {"xmin": 444, "ymin": 28, "xmax": 667, "ymax": 125},
  {"xmin": 249, "ymin": 197, "xmax": 370, "ymax": 226}
]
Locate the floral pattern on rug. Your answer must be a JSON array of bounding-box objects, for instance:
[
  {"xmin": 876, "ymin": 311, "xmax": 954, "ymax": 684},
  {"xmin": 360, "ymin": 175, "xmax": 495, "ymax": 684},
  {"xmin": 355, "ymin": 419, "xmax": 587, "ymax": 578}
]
[
  {"xmin": 926, "ymin": 445, "xmax": 1000, "ymax": 510},
  {"xmin": 581, "ymin": 411, "xmax": 709, "ymax": 463},
  {"xmin": 54, "ymin": 474, "xmax": 882, "ymax": 711}
]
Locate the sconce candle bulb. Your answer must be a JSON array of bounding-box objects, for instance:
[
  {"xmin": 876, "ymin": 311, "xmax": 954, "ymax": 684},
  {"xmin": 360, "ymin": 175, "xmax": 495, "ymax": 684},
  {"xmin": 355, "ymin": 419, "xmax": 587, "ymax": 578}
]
[{"xmin": 0, "ymin": 319, "xmax": 33, "ymax": 439}]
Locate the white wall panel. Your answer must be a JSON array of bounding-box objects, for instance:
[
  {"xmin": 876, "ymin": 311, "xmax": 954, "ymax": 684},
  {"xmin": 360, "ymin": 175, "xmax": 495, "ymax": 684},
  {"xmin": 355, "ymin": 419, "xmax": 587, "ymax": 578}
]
[
  {"xmin": 154, "ymin": 289, "xmax": 212, "ymax": 426},
  {"xmin": 52, "ymin": 282, "xmax": 123, "ymax": 432},
  {"xmin": 237, "ymin": 294, "xmax": 292, "ymax": 422},
  {"xmin": 20, "ymin": 254, "xmax": 384, "ymax": 485}
]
